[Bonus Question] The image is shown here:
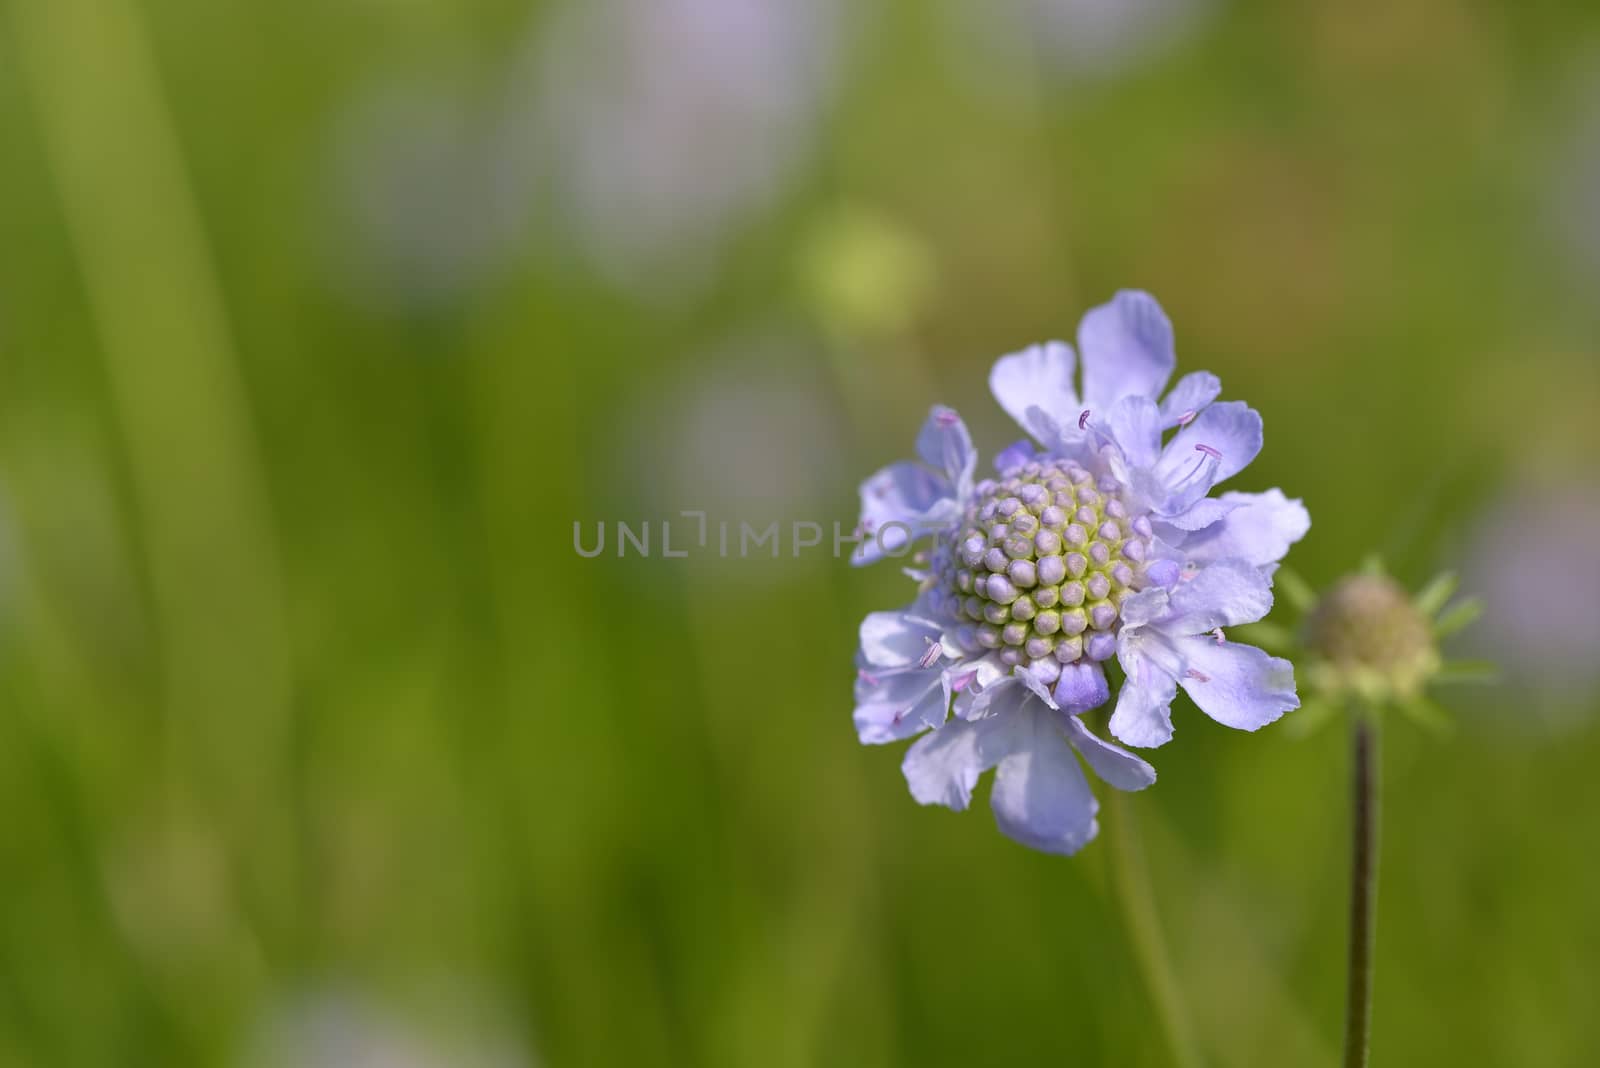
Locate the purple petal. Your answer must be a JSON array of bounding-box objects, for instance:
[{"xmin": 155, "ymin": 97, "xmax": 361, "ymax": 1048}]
[
  {"xmin": 1078, "ymin": 290, "xmax": 1176, "ymax": 410},
  {"xmin": 1156, "ymin": 496, "xmax": 1245, "ymax": 533},
  {"xmin": 1118, "ymin": 587, "xmax": 1173, "ymax": 629},
  {"xmin": 854, "ymin": 668, "xmax": 947, "ymax": 744},
  {"xmin": 986, "ymin": 706, "xmax": 1100, "ymax": 855},
  {"xmin": 1158, "ymin": 371, "xmax": 1222, "ymax": 427},
  {"xmin": 1014, "ymin": 664, "xmax": 1059, "ymax": 709},
  {"xmin": 855, "ymin": 461, "xmax": 958, "ymax": 566},
  {"xmin": 858, "ymin": 610, "xmax": 942, "ymax": 668},
  {"xmin": 1108, "ymin": 650, "xmax": 1179, "ymax": 748},
  {"xmin": 916, "ymin": 406, "xmax": 977, "ymax": 485},
  {"xmin": 1103, "ymin": 394, "xmax": 1163, "ymax": 470},
  {"xmin": 952, "ymin": 656, "xmax": 1011, "ymax": 720},
  {"xmin": 1162, "ymin": 559, "xmax": 1275, "ymax": 635},
  {"xmin": 1052, "ymin": 661, "xmax": 1111, "ymax": 714},
  {"xmin": 1152, "ymin": 401, "xmax": 1263, "ymax": 508},
  {"xmin": 1175, "ymin": 636, "xmax": 1299, "ymax": 732},
  {"xmin": 994, "ymin": 438, "xmax": 1036, "ymax": 474},
  {"xmin": 988, "ymin": 341, "xmax": 1079, "ymax": 443},
  {"xmin": 1058, "ymin": 711, "xmax": 1157, "ymax": 791},
  {"xmin": 1144, "ymin": 558, "xmax": 1182, "ymax": 588},
  {"xmin": 1165, "ymin": 489, "xmax": 1311, "ymax": 569},
  {"xmin": 901, "ymin": 716, "xmax": 988, "ymax": 809}
]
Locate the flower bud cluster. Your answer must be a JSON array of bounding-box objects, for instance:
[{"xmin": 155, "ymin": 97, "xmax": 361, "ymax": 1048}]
[{"xmin": 929, "ymin": 460, "xmax": 1152, "ymax": 678}]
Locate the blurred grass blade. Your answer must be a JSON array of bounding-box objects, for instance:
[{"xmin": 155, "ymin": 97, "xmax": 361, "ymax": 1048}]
[
  {"xmin": 11, "ymin": 0, "xmax": 297, "ymax": 937},
  {"xmin": 1434, "ymin": 660, "xmax": 1500, "ymax": 686},
  {"xmin": 1434, "ymin": 597, "xmax": 1484, "ymax": 639},
  {"xmin": 1284, "ymin": 697, "xmax": 1338, "ymax": 739},
  {"xmin": 1400, "ymin": 696, "xmax": 1455, "ymax": 735},
  {"xmin": 1230, "ymin": 620, "xmax": 1295, "ymax": 655},
  {"xmin": 1275, "ymin": 567, "xmax": 1317, "ymax": 614},
  {"xmin": 1414, "ymin": 572, "xmax": 1459, "ymax": 617}
]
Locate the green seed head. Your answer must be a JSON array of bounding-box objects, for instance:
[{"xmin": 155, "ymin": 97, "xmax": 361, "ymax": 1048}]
[{"xmin": 1303, "ymin": 574, "xmax": 1439, "ymax": 702}]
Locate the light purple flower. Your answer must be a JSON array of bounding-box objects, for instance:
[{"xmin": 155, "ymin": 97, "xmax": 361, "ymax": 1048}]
[
  {"xmin": 513, "ymin": 0, "xmax": 849, "ymax": 297},
  {"xmin": 851, "ymin": 291, "xmax": 1306, "ymax": 854},
  {"xmin": 1461, "ymin": 483, "xmax": 1600, "ymax": 705}
]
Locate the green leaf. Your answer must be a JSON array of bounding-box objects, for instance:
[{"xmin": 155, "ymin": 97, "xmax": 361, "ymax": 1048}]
[
  {"xmin": 1283, "ymin": 697, "xmax": 1338, "ymax": 739},
  {"xmin": 1275, "ymin": 567, "xmax": 1317, "ymax": 614},
  {"xmin": 1230, "ymin": 620, "xmax": 1296, "ymax": 654},
  {"xmin": 1415, "ymin": 571, "xmax": 1460, "ymax": 617},
  {"xmin": 1435, "ymin": 659, "xmax": 1500, "ymax": 685},
  {"xmin": 1400, "ymin": 695, "xmax": 1456, "ymax": 735},
  {"xmin": 1434, "ymin": 597, "xmax": 1484, "ymax": 639}
]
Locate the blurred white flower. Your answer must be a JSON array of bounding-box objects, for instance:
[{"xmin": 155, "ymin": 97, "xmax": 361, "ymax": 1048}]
[
  {"xmin": 507, "ymin": 0, "xmax": 850, "ymax": 296},
  {"xmin": 326, "ymin": 0, "xmax": 854, "ymax": 309},
  {"xmin": 632, "ymin": 331, "xmax": 850, "ymax": 519},
  {"xmin": 943, "ymin": 0, "xmax": 1211, "ymax": 88},
  {"xmin": 1553, "ymin": 64, "xmax": 1600, "ymax": 281},
  {"xmin": 1460, "ymin": 484, "xmax": 1600, "ymax": 714},
  {"xmin": 244, "ymin": 984, "xmax": 532, "ymax": 1068},
  {"xmin": 327, "ymin": 75, "xmax": 533, "ymax": 313}
]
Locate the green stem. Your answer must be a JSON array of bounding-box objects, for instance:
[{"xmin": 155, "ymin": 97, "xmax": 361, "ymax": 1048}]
[
  {"xmin": 1105, "ymin": 790, "xmax": 1205, "ymax": 1068},
  {"xmin": 1343, "ymin": 714, "xmax": 1380, "ymax": 1068}
]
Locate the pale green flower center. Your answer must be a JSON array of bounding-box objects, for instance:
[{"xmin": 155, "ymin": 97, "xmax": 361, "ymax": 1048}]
[{"xmin": 931, "ymin": 460, "xmax": 1151, "ymax": 671}]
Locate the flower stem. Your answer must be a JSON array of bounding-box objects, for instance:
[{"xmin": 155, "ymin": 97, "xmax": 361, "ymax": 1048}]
[
  {"xmin": 1105, "ymin": 790, "xmax": 1204, "ymax": 1068},
  {"xmin": 1342, "ymin": 714, "xmax": 1380, "ymax": 1068}
]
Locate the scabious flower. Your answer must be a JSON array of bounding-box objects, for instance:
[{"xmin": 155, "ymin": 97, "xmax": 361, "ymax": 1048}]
[{"xmin": 852, "ymin": 291, "xmax": 1308, "ymax": 853}]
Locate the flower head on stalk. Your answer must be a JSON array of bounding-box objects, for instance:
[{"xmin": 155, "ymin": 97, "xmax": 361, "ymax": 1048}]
[
  {"xmin": 851, "ymin": 291, "xmax": 1309, "ymax": 853},
  {"xmin": 1259, "ymin": 560, "xmax": 1490, "ymax": 735}
]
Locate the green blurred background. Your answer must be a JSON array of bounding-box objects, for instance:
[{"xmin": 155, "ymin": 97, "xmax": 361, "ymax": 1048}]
[{"xmin": 2, "ymin": 0, "xmax": 1598, "ymax": 1065}]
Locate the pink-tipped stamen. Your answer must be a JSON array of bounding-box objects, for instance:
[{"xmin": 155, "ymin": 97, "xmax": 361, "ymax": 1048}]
[
  {"xmin": 917, "ymin": 640, "xmax": 942, "ymax": 669},
  {"xmin": 1078, "ymin": 409, "xmax": 1091, "ymax": 430},
  {"xmin": 1194, "ymin": 443, "xmax": 1223, "ymax": 461},
  {"xmin": 1211, "ymin": 627, "xmax": 1226, "ymax": 645},
  {"xmin": 858, "ymin": 668, "xmax": 881, "ymax": 686},
  {"xmin": 1185, "ymin": 669, "xmax": 1211, "ymax": 683},
  {"xmin": 1176, "ymin": 409, "xmax": 1197, "ymax": 426}
]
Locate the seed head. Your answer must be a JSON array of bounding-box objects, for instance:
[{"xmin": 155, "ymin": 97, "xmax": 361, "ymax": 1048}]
[{"xmin": 1303, "ymin": 574, "xmax": 1439, "ymax": 702}]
